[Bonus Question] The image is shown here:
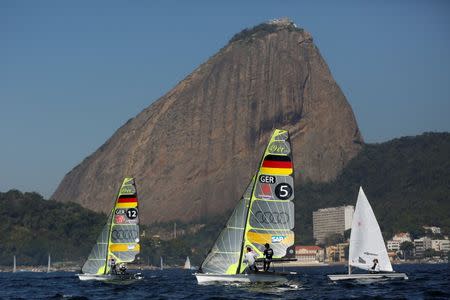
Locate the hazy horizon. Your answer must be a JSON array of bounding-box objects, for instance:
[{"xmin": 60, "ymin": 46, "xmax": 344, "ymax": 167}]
[{"xmin": 1, "ymin": 1, "xmax": 449, "ymax": 197}]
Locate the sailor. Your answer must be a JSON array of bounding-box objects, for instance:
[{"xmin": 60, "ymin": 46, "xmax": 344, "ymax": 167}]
[
  {"xmin": 263, "ymin": 243, "xmax": 274, "ymax": 272},
  {"xmin": 370, "ymin": 258, "xmax": 379, "ymax": 272},
  {"xmin": 110, "ymin": 258, "xmax": 117, "ymax": 274},
  {"xmin": 119, "ymin": 263, "xmax": 127, "ymax": 274},
  {"xmin": 243, "ymin": 246, "xmax": 259, "ymax": 272}
]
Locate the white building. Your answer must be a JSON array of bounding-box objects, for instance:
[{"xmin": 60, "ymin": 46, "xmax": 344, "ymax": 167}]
[
  {"xmin": 414, "ymin": 237, "xmax": 432, "ymax": 257},
  {"xmin": 423, "ymin": 226, "xmax": 441, "ymax": 234},
  {"xmin": 313, "ymin": 205, "xmax": 354, "ymax": 244},
  {"xmin": 387, "ymin": 232, "xmax": 412, "ymax": 251},
  {"xmin": 431, "ymin": 239, "xmax": 450, "ymax": 253},
  {"xmin": 295, "ymin": 246, "xmax": 325, "ymax": 263}
]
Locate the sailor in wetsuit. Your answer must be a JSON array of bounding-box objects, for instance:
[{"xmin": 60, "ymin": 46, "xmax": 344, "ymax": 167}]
[
  {"xmin": 370, "ymin": 258, "xmax": 379, "ymax": 273},
  {"xmin": 110, "ymin": 258, "xmax": 117, "ymax": 275},
  {"xmin": 263, "ymin": 243, "xmax": 274, "ymax": 272},
  {"xmin": 119, "ymin": 263, "xmax": 127, "ymax": 275}
]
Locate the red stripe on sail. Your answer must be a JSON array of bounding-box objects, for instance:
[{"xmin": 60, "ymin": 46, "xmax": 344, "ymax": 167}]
[
  {"xmin": 118, "ymin": 197, "xmax": 137, "ymax": 203},
  {"xmin": 262, "ymin": 160, "xmax": 293, "ymax": 169}
]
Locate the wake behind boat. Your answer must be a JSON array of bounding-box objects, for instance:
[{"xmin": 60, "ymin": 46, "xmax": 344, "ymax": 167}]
[
  {"xmin": 195, "ymin": 129, "xmax": 297, "ymax": 284},
  {"xmin": 327, "ymin": 187, "xmax": 408, "ymax": 281},
  {"xmin": 77, "ymin": 177, "xmax": 143, "ymax": 284}
]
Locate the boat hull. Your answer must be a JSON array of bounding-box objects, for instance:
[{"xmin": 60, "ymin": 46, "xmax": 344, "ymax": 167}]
[
  {"xmin": 195, "ymin": 272, "xmax": 289, "ymax": 284},
  {"xmin": 328, "ymin": 272, "xmax": 408, "ymax": 281},
  {"xmin": 77, "ymin": 273, "xmax": 143, "ymax": 284}
]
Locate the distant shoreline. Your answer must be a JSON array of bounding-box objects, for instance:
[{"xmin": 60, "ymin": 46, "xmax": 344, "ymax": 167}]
[{"xmin": 1, "ymin": 260, "xmax": 447, "ymax": 273}]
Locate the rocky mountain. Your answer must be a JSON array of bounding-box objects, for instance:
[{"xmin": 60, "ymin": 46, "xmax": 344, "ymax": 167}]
[{"xmin": 52, "ymin": 19, "xmax": 363, "ymax": 223}]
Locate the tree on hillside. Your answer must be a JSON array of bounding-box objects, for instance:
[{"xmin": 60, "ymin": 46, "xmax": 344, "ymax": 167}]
[
  {"xmin": 344, "ymin": 229, "xmax": 351, "ymax": 241},
  {"xmin": 423, "ymin": 248, "xmax": 439, "ymax": 258},
  {"xmin": 400, "ymin": 241, "xmax": 414, "ymax": 259},
  {"xmin": 323, "ymin": 233, "xmax": 344, "ymax": 246}
]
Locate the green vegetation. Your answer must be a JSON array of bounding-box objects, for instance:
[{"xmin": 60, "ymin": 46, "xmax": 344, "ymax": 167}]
[
  {"xmin": 0, "ymin": 190, "xmax": 105, "ymax": 266},
  {"xmin": 400, "ymin": 241, "xmax": 414, "ymax": 259},
  {"xmin": 295, "ymin": 132, "xmax": 450, "ymax": 243},
  {"xmin": 322, "ymin": 233, "xmax": 345, "ymax": 247},
  {"xmin": 139, "ymin": 218, "xmax": 226, "ymax": 267}
]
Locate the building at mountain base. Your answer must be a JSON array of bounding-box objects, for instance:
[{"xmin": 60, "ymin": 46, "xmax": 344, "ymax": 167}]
[{"xmin": 313, "ymin": 206, "xmax": 354, "ymax": 245}]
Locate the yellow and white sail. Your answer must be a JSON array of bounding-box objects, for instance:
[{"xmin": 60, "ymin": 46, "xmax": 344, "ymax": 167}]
[
  {"xmin": 237, "ymin": 129, "xmax": 295, "ymax": 273},
  {"xmin": 81, "ymin": 178, "xmax": 140, "ymax": 275}
]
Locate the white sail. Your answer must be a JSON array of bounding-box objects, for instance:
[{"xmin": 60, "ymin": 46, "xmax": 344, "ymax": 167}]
[
  {"xmin": 160, "ymin": 257, "xmax": 163, "ymax": 270},
  {"xmin": 47, "ymin": 254, "xmax": 51, "ymax": 273},
  {"xmin": 184, "ymin": 256, "xmax": 191, "ymax": 269},
  {"xmin": 349, "ymin": 187, "xmax": 393, "ymax": 272},
  {"xmin": 13, "ymin": 255, "xmax": 16, "ymax": 273}
]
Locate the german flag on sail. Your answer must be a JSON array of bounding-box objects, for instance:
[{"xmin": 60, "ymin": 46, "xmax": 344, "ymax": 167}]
[
  {"xmin": 116, "ymin": 194, "xmax": 138, "ymax": 208},
  {"xmin": 260, "ymin": 154, "xmax": 293, "ymax": 176},
  {"xmin": 117, "ymin": 194, "xmax": 137, "ymax": 203}
]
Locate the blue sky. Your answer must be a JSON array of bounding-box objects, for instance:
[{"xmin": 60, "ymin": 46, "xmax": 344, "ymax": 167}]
[{"xmin": 1, "ymin": 1, "xmax": 449, "ymax": 197}]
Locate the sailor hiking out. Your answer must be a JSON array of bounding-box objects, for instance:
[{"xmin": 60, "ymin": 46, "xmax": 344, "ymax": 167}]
[{"xmin": 243, "ymin": 247, "xmax": 259, "ymax": 272}]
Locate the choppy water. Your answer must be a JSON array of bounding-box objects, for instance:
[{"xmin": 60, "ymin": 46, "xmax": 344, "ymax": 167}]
[{"xmin": 0, "ymin": 264, "xmax": 449, "ymax": 299}]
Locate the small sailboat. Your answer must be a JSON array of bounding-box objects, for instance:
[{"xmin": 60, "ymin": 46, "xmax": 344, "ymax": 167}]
[
  {"xmin": 184, "ymin": 256, "xmax": 191, "ymax": 270},
  {"xmin": 195, "ymin": 129, "xmax": 297, "ymax": 284},
  {"xmin": 47, "ymin": 254, "xmax": 51, "ymax": 273},
  {"xmin": 13, "ymin": 255, "xmax": 16, "ymax": 273},
  {"xmin": 78, "ymin": 178, "xmax": 143, "ymax": 283},
  {"xmin": 160, "ymin": 257, "xmax": 164, "ymax": 270},
  {"xmin": 328, "ymin": 187, "xmax": 408, "ymax": 281}
]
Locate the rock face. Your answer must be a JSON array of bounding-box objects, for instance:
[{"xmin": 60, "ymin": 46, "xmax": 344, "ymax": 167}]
[{"xmin": 52, "ymin": 20, "xmax": 363, "ymax": 223}]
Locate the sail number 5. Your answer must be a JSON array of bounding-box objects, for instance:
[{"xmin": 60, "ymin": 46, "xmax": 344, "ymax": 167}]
[{"xmin": 275, "ymin": 183, "xmax": 292, "ymax": 200}]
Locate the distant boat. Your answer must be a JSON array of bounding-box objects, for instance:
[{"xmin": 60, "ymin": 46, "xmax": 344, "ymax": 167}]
[
  {"xmin": 195, "ymin": 129, "xmax": 297, "ymax": 284},
  {"xmin": 13, "ymin": 255, "xmax": 16, "ymax": 273},
  {"xmin": 160, "ymin": 257, "xmax": 163, "ymax": 271},
  {"xmin": 184, "ymin": 257, "xmax": 191, "ymax": 270},
  {"xmin": 327, "ymin": 187, "xmax": 408, "ymax": 281},
  {"xmin": 77, "ymin": 178, "xmax": 143, "ymax": 283},
  {"xmin": 47, "ymin": 254, "xmax": 51, "ymax": 273}
]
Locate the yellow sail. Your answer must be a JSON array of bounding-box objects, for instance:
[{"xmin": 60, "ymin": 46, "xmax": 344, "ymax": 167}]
[
  {"xmin": 106, "ymin": 177, "xmax": 140, "ymax": 272},
  {"xmin": 237, "ymin": 129, "xmax": 295, "ymax": 273}
]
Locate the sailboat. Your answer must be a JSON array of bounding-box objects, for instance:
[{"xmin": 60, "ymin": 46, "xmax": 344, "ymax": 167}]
[
  {"xmin": 47, "ymin": 254, "xmax": 51, "ymax": 273},
  {"xmin": 13, "ymin": 255, "xmax": 16, "ymax": 273},
  {"xmin": 160, "ymin": 257, "xmax": 164, "ymax": 270},
  {"xmin": 78, "ymin": 177, "xmax": 143, "ymax": 283},
  {"xmin": 195, "ymin": 129, "xmax": 297, "ymax": 284},
  {"xmin": 328, "ymin": 187, "xmax": 408, "ymax": 281},
  {"xmin": 184, "ymin": 256, "xmax": 191, "ymax": 270}
]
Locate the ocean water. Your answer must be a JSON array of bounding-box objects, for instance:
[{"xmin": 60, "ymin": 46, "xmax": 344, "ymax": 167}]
[{"xmin": 0, "ymin": 264, "xmax": 448, "ymax": 299}]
